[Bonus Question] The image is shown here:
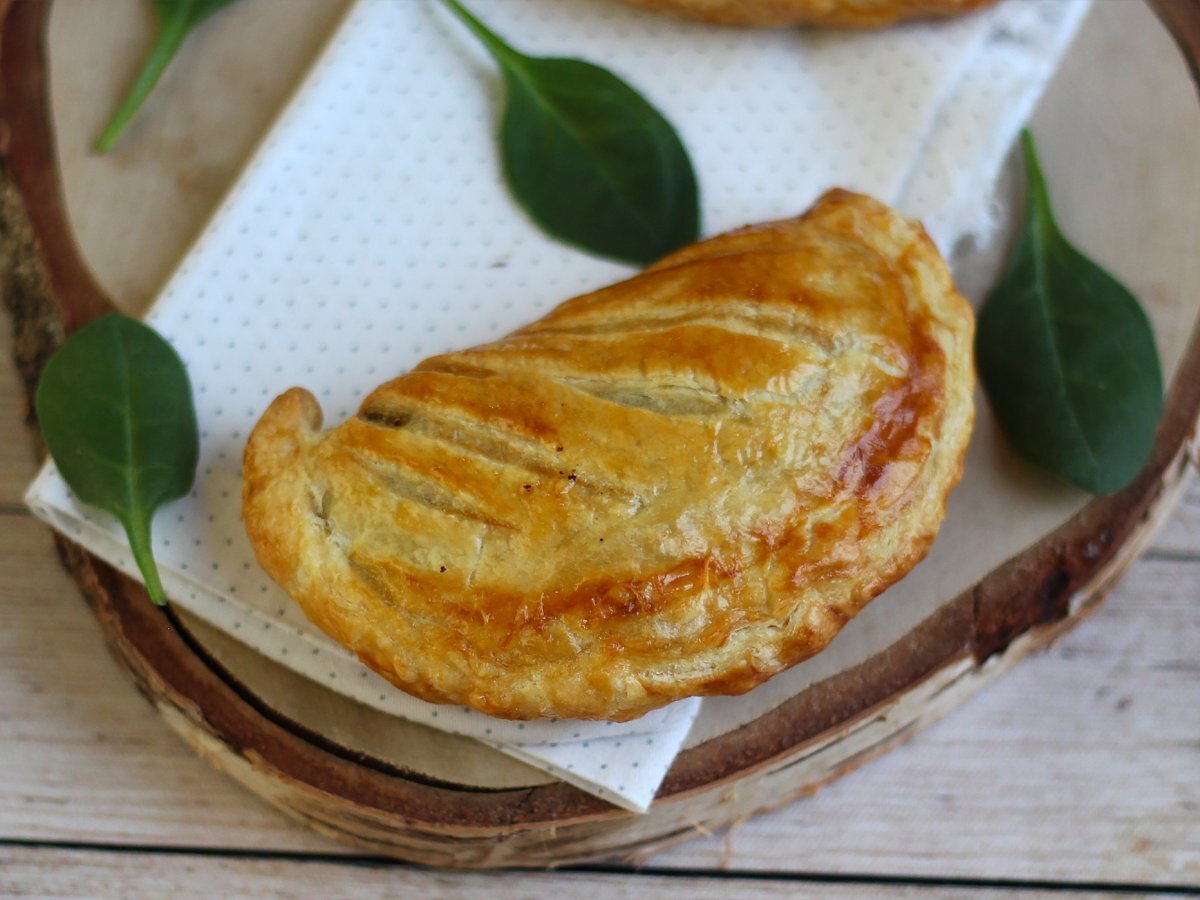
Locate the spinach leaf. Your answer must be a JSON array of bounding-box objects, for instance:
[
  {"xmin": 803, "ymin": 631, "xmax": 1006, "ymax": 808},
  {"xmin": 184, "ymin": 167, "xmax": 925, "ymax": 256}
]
[
  {"xmin": 976, "ymin": 131, "xmax": 1163, "ymax": 495},
  {"xmin": 95, "ymin": 0, "xmax": 238, "ymax": 153},
  {"xmin": 438, "ymin": 0, "xmax": 699, "ymax": 265},
  {"xmin": 35, "ymin": 314, "xmax": 200, "ymax": 605}
]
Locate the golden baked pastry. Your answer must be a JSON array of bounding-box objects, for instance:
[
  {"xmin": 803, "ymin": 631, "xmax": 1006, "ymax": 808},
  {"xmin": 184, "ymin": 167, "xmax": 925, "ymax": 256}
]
[
  {"xmin": 617, "ymin": 0, "xmax": 996, "ymax": 28},
  {"xmin": 243, "ymin": 190, "xmax": 974, "ymax": 721}
]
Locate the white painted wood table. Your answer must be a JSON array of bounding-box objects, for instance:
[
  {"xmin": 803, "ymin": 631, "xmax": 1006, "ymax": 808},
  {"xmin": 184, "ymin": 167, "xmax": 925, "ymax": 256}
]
[{"xmin": 2, "ymin": 0, "xmax": 1199, "ymax": 895}]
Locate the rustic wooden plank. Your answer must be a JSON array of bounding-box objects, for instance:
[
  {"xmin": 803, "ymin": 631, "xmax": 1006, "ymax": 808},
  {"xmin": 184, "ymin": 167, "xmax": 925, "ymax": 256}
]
[
  {"xmin": 0, "ymin": 846, "xmax": 1143, "ymax": 900},
  {"xmin": 1147, "ymin": 478, "xmax": 1200, "ymax": 559},
  {"xmin": 0, "ymin": 513, "xmax": 344, "ymax": 853},
  {"xmin": 2, "ymin": 511, "xmax": 1198, "ymax": 882}
]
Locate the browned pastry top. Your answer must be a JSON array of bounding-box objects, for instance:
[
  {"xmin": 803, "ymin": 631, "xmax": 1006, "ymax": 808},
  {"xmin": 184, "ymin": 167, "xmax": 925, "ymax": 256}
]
[
  {"xmin": 242, "ymin": 190, "xmax": 975, "ymax": 721},
  {"xmin": 618, "ymin": 0, "xmax": 996, "ymax": 28}
]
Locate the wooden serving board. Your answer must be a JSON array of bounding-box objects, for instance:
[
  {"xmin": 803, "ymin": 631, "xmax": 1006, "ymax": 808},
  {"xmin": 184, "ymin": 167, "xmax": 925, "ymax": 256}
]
[{"xmin": 3, "ymin": 0, "xmax": 1199, "ymax": 868}]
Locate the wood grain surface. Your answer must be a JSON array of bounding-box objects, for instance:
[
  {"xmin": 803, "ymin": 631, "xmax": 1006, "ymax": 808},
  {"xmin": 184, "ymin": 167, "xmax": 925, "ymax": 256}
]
[{"xmin": 0, "ymin": 847, "xmax": 1154, "ymax": 900}]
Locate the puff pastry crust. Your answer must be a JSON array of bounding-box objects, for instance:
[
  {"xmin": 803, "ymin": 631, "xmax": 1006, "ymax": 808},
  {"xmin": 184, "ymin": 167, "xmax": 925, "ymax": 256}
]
[
  {"xmin": 243, "ymin": 190, "xmax": 974, "ymax": 721},
  {"xmin": 617, "ymin": 0, "xmax": 996, "ymax": 27}
]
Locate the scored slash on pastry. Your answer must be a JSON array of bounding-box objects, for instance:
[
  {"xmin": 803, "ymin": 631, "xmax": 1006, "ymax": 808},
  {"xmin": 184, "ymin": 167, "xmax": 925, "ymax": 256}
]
[{"xmin": 242, "ymin": 190, "xmax": 975, "ymax": 722}]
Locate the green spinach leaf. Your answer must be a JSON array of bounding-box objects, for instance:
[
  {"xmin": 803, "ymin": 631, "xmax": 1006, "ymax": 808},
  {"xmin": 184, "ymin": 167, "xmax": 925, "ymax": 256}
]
[
  {"xmin": 35, "ymin": 314, "xmax": 200, "ymax": 605},
  {"xmin": 976, "ymin": 131, "xmax": 1163, "ymax": 495},
  {"xmin": 95, "ymin": 0, "xmax": 238, "ymax": 153},
  {"xmin": 438, "ymin": 0, "xmax": 699, "ymax": 265}
]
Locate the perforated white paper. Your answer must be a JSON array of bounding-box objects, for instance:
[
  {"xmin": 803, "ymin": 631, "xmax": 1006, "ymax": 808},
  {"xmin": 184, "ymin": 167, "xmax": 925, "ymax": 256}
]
[{"xmin": 27, "ymin": 0, "xmax": 1090, "ymax": 811}]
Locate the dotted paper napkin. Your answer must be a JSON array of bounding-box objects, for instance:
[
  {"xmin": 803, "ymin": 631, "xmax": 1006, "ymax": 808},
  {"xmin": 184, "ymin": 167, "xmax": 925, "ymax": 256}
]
[{"xmin": 27, "ymin": 0, "xmax": 1089, "ymax": 812}]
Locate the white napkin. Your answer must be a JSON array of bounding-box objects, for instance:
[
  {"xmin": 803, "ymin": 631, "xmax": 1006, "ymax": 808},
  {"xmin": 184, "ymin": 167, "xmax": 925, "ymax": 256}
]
[{"xmin": 26, "ymin": 0, "xmax": 1089, "ymax": 812}]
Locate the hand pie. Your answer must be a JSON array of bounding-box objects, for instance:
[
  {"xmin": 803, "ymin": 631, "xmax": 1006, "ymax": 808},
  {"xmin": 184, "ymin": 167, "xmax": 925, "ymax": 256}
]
[
  {"xmin": 243, "ymin": 190, "xmax": 974, "ymax": 721},
  {"xmin": 616, "ymin": 0, "xmax": 996, "ymax": 27}
]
